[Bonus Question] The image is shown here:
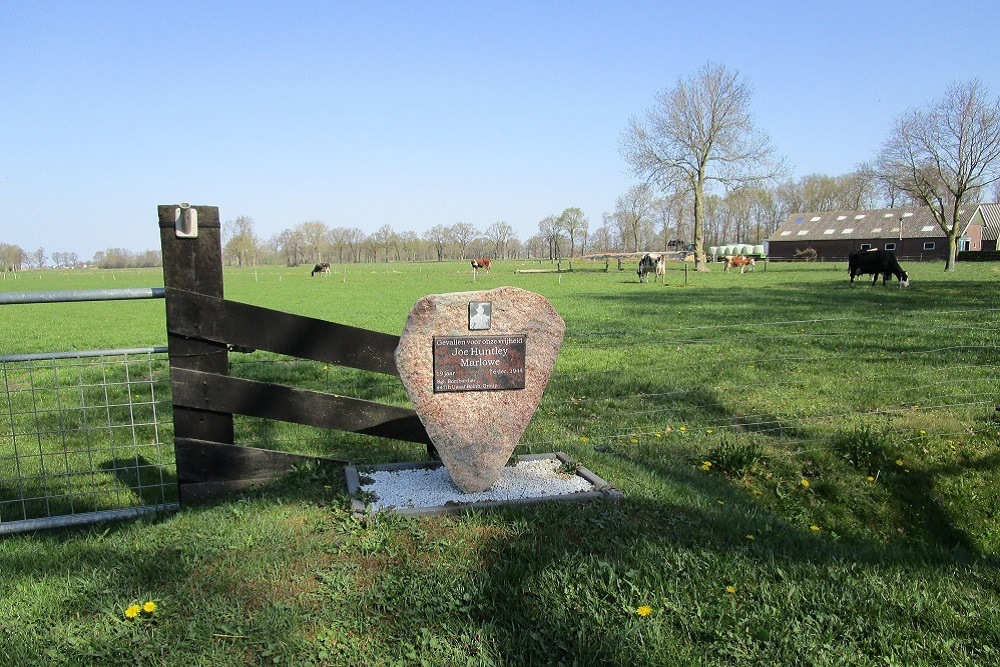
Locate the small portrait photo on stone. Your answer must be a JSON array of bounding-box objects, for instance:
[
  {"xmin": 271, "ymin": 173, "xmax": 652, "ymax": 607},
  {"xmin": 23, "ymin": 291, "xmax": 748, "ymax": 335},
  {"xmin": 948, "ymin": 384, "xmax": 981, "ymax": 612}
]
[{"xmin": 469, "ymin": 301, "xmax": 492, "ymax": 330}]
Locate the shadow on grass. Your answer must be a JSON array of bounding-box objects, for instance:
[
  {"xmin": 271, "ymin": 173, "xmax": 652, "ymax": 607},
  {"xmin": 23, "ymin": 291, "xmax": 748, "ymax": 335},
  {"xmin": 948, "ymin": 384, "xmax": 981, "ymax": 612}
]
[{"xmin": 99, "ymin": 455, "xmax": 178, "ymax": 506}]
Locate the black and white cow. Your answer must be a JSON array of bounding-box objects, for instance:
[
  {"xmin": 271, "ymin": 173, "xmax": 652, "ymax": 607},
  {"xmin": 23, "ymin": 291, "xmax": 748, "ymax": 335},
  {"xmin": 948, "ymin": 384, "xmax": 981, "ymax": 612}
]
[
  {"xmin": 637, "ymin": 253, "xmax": 665, "ymax": 283},
  {"xmin": 848, "ymin": 249, "xmax": 909, "ymax": 287},
  {"xmin": 311, "ymin": 262, "xmax": 331, "ymax": 277}
]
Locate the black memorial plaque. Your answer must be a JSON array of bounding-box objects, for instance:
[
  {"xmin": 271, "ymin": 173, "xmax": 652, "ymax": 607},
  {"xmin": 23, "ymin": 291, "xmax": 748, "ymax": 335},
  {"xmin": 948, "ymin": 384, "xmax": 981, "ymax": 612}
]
[{"xmin": 433, "ymin": 335, "xmax": 526, "ymax": 392}]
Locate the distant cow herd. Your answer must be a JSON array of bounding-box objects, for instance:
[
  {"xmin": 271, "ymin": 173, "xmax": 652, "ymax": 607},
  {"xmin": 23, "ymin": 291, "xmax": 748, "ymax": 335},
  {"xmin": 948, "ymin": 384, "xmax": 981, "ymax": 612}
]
[
  {"xmin": 308, "ymin": 247, "xmax": 912, "ymax": 289},
  {"xmin": 633, "ymin": 248, "xmax": 910, "ymax": 287}
]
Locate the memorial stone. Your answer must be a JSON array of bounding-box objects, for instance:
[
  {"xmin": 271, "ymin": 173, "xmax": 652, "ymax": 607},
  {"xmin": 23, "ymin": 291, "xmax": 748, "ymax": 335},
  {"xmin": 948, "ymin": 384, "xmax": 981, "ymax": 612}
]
[{"xmin": 395, "ymin": 286, "xmax": 565, "ymax": 493}]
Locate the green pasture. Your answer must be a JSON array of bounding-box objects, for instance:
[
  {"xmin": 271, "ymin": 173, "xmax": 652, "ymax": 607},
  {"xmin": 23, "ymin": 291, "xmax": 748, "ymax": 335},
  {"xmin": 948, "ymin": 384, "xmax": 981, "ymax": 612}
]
[{"xmin": 1, "ymin": 259, "xmax": 999, "ymax": 666}]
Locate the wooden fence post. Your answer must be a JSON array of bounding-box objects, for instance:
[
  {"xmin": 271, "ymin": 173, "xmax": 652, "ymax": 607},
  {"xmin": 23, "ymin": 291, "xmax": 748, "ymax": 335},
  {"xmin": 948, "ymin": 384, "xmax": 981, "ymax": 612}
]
[{"xmin": 157, "ymin": 205, "xmax": 234, "ymax": 449}]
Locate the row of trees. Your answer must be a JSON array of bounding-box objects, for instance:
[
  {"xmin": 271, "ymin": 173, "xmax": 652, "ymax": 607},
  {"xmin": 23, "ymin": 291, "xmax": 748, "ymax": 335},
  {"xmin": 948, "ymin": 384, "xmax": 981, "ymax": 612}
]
[
  {"xmin": 5, "ymin": 68, "xmax": 997, "ymax": 272},
  {"xmin": 223, "ymin": 63, "xmax": 999, "ymax": 271},
  {"xmin": 620, "ymin": 63, "xmax": 1000, "ymax": 271},
  {"xmin": 231, "ymin": 167, "xmax": 896, "ymax": 268},
  {"xmin": 216, "ymin": 163, "xmax": 941, "ymax": 269},
  {"xmin": 0, "ymin": 245, "xmax": 162, "ymax": 271}
]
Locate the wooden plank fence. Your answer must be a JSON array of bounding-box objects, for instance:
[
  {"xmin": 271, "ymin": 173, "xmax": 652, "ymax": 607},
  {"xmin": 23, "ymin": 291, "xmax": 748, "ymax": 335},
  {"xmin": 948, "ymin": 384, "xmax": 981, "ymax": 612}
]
[{"xmin": 157, "ymin": 205, "xmax": 431, "ymax": 501}]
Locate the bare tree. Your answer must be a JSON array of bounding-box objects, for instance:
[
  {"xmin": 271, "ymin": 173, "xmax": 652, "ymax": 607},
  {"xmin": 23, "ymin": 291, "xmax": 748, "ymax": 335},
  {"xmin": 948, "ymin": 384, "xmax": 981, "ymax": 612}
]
[
  {"xmin": 537, "ymin": 215, "xmax": 562, "ymax": 260},
  {"xmin": 557, "ymin": 207, "xmax": 588, "ymax": 258},
  {"xmin": 0, "ymin": 243, "xmax": 27, "ymax": 271},
  {"xmin": 749, "ymin": 188, "xmax": 780, "ymax": 244},
  {"xmin": 450, "ymin": 222, "xmax": 478, "ymax": 259},
  {"xmin": 344, "ymin": 227, "xmax": 366, "ymax": 262},
  {"xmin": 423, "ymin": 225, "xmax": 451, "ymax": 261},
  {"xmin": 615, "ymin": 183, "xmax": 653, "ymax": 252},
  {"xmin": 590, "ymin": 215, "xmax": 615, "ymax": 253},
  {"xmin": 397, "ymin": 231, "xmax": 420, "ymax": 261},
  {"xmin": 879, "ymin": 80, "xmax": 1000, "ymax": 270},
  {"xmin": 223, "ymin": 215, "xmax": 260, "ymax": 267},
  {"xmin": 651, "ymin": 196, "xmax": 675, "ymax": 251},
  {"xmin": 524, "ymin": 234, "xmax": 547, "ymax": 260},
  {"xmin": 372, "ymin": 224, "xmax": 396, "ymax": 262},
  {"xmin": 484, "ymin": 220, "xmax": 515, "ymax": 259},
  {"xmin": 329, "ymin": 227, "xmax": 350, "ymax": 263},
  {"xmin": 621, "ymin": 62, "xmax": 783, "ymax": 269},
  {"xmin": 271, "ymin": 229, "xmax": 304, "ymax": 266},
  {"xmin": 837, "ymin": 163, "xmax": 882, "ymax": 210}
]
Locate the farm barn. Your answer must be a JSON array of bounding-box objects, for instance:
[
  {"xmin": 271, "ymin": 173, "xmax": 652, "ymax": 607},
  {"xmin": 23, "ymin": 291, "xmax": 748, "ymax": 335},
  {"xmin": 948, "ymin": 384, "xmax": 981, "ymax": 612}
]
[
  {"xmin": 766, "ymin": 205, "xmax": 990, "ymax": 261},
  {"xmin": 967, "ymin": 203, "xmax": 1000, "ymax": 251}
]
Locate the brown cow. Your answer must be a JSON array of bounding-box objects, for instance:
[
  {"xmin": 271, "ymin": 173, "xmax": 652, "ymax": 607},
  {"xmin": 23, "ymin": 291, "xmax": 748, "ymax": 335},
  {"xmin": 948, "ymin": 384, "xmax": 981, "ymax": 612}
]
[
  {"xmin": 471, "ymin": 258, "xmax": 491, "ymax": 276},
  {"xmin": 724, "ymin": 255, "xmax": 755, "ymax": 274}
]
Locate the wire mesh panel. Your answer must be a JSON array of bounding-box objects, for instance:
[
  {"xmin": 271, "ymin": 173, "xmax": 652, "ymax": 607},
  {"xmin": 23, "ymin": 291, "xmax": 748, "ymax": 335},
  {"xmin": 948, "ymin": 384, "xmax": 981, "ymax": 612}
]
[{"xmin": 0, "ymin": 349, "xmax": 176, "ymax": 533}]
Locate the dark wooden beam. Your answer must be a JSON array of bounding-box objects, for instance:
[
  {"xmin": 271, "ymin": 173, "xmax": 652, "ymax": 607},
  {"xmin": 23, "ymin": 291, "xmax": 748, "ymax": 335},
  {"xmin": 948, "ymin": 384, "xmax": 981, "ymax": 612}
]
[
  {"xmin": 165, "ymin": 288, "xmax": 401, "ymax": 376},
  {"xmin": 174, "ymin": 437, "xmax": 346, "ymax": 503},
  {"xmin": 170, "ymin": 367, "xmax": 432, "ymax": 445}
]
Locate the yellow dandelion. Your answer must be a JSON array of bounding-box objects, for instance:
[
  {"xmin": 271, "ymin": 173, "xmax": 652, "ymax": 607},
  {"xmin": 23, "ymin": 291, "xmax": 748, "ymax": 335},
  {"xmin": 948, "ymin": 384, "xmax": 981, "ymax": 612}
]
[
  {"xmin": 706, "ymin": 429, "xmax": 714, "ymax": 434},
  {"xmin": 323, "ymin": 365, "xmax": 328, "ymax": 371},
  {"xmin": 726, "ymin": 586, "xmax": 736, "ymax": 594},
  {"xmin": 124, "ymin": 604, "xmax": 140, "ymax": 619},
  {"xmin": 703, "ymin": 461, "xmax": 713, "ymax": 467},
  {"xmin": 632, "ymin": 438, "xmax": 638, "ymax": 444},
  {"xmin": 810, "ymin": 525, "xmax": 820, "ymax": 532},
  {"xmin": 801, "ymin": 479, "xmax": 810, "ymax": 488},
  {"xmin": 580, "ymin": 436, "xmax": 589, "ymax": 442},
  {"xmin": 680, "ymin": 426, "xmax": 687, "ymax": 431},
  {"xmin": 636, "ymin": 605, "xmax": 652, "ymax": 617},
  {"xmin": 919, "ymin": 429, "xmax": 926, "ymax": 435},
  {"xmin": 867, "ymin": 476, "xmax": 875, "ymax": 482},
  {"xmin": 950, "ymin": 445, "xmax": 957, "ymax": 450},
  {"xmin": 746, "ymin": 534, "xmax": 755, "ymax": 541},
  {"xmin": 655, "ymin": 433, "xmax": 662, "ymax": 438},
  {"xmin": 896, "ymin": 459, "xmax": 904, "ymax": 466},
  {"xmin": 913, "ymin": 404, "xmax": 919, "ymax": 410},
  {"xmin": 142, "ymin": 601, "xmax": 157, "ymax": 614}
]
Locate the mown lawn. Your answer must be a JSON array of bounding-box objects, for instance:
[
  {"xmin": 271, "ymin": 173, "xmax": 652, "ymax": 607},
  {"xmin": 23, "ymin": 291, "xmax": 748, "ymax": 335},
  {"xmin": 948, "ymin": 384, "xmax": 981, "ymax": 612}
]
[{"xmin": 1, "ymin": 258, "xmax": 998, "ymax": 666}]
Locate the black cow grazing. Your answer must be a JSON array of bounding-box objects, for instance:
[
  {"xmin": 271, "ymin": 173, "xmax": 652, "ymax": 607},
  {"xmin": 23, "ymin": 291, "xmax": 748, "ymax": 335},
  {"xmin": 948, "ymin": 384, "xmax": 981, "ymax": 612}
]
[
  {"xmin": 848, "ymin": 249, "xmax": 909, "ymax": 287},
  {"xmin": 311, "ymin": 262, "xmax": 331, "ymax": 277},
  {"xmin": 637, "ymin": 253, "xmax": 665, "ymax": 283}
]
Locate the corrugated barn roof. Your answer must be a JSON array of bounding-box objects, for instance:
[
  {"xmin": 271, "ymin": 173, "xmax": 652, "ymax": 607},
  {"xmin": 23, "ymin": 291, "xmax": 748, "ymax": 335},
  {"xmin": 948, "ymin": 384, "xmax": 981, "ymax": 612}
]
[
  {"xmin": 768, "ymin": 206, "xmax": 979, "ymax": 243},
  {"xmin": 976, "ymin": 203, "xmax": 1000, "ymax": 241}
]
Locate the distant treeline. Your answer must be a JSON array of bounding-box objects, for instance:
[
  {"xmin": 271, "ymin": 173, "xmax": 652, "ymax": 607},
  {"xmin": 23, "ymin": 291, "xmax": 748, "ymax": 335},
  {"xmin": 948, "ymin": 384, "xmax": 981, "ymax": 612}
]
[{"xmin": 0, "ymin": 244, "xmax": 161, "ymax": 271}]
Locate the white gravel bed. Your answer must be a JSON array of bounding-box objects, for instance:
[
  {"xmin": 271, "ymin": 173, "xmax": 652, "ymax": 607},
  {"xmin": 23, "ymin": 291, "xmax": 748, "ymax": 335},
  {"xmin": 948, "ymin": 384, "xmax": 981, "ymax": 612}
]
[{"xmin": 363, "ymin": 457, "xmax": 595, "ymax": 512}]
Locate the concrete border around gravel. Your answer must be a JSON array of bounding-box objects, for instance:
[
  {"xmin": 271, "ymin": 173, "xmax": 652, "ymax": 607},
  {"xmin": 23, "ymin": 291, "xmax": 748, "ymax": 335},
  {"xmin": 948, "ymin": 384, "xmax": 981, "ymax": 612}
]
[{"xmin": 345, "ymin": 452, "xmax": 622, "ymax": 517}]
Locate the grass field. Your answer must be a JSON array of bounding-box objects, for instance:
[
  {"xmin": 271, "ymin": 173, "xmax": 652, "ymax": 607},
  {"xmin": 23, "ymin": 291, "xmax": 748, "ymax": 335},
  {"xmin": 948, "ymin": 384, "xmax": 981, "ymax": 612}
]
[{"xmin": 1, "ymin": 259, "xmax": 999, "ymax": 666}]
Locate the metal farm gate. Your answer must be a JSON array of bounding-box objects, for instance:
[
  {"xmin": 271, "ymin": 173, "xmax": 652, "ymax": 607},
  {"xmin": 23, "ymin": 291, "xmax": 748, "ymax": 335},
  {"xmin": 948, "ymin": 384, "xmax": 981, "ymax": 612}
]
[
  {"xmin": 1, "ymin": 289, "xmax": 177, "ymax": 534},
  {"xmin": 1, "ymin": 204, "xmax": 432, "ymax": 534}
]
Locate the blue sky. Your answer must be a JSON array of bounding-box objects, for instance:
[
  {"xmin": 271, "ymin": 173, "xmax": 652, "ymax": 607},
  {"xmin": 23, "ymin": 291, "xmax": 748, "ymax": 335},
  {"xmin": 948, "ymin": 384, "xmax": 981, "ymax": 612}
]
[{"xmin": 2, "ymin": 1, "xmax": 998, "ymax": 260}]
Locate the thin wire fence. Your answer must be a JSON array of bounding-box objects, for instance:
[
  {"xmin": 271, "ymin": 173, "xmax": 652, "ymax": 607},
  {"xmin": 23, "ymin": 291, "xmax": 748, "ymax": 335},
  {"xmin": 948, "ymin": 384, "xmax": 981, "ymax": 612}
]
[
  {"xmin": 0, "ymin": 348, "xmax": 175, "ymax": 534},
  {"xmin": 533, "ymin": 308, "xmax": 1000, "ymax": 472}
]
